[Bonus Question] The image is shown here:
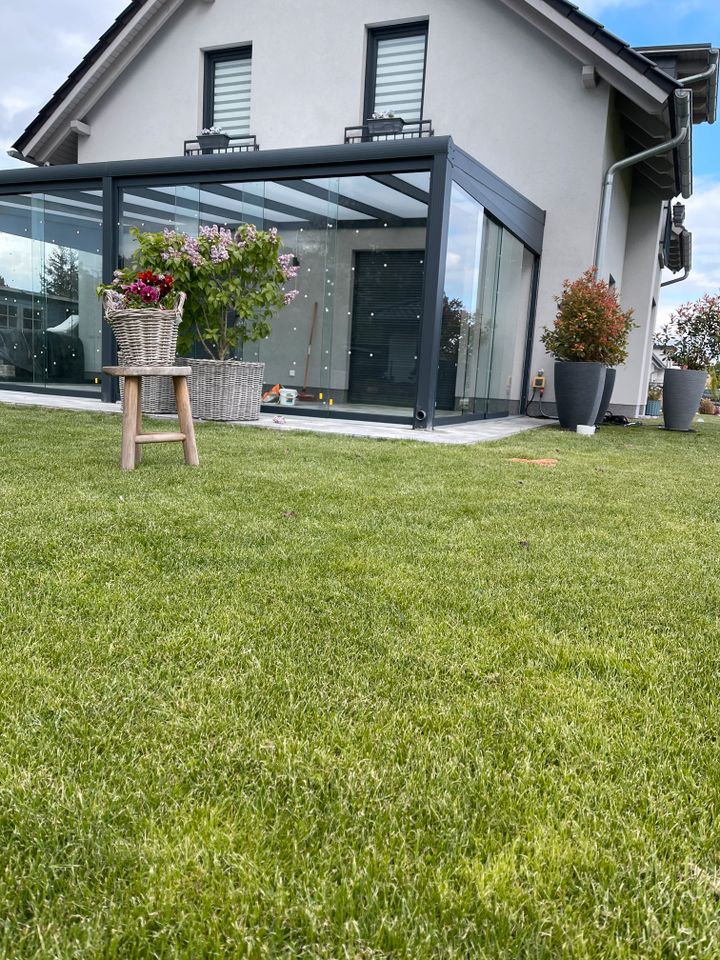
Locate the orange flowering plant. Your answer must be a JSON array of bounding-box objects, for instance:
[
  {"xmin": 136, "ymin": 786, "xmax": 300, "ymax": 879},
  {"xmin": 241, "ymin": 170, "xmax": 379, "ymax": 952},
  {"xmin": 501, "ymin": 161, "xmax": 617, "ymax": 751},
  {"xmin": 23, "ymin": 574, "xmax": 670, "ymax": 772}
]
[{"xmin": 541, "ymin": 268, "xmax": 635, "ymax": 365}]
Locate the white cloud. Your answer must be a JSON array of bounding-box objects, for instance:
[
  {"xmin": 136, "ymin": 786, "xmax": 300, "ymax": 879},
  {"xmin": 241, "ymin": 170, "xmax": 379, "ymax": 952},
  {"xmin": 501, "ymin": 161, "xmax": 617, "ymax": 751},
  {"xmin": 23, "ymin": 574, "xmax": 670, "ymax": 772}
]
[{"xmin": 0, "ymin": 1, "xmax": 127, "ymax": 169}]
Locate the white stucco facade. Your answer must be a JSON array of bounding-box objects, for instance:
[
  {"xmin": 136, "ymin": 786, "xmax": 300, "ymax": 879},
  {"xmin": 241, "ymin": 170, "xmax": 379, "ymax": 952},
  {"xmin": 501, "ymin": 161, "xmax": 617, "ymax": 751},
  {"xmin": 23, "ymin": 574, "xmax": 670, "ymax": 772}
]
[{"xmin": 27, "ymin": 0, "xmax": 692, "ymax": 415}]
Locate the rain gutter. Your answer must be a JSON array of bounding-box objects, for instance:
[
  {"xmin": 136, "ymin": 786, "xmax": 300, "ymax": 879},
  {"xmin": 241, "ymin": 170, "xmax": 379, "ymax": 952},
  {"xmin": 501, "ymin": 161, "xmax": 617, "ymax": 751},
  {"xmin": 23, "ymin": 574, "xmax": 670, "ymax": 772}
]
[{"xmin": 595, "ymin": 88, "xmax": 692, "ymax": 279}]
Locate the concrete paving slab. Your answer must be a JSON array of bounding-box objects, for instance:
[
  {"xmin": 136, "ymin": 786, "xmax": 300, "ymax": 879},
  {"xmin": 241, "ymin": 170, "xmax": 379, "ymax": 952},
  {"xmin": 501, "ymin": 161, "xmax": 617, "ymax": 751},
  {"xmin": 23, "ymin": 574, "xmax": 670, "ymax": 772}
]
[{"xmin": 0, "ymin": 389, "xmax": 553, "ymax": 444}]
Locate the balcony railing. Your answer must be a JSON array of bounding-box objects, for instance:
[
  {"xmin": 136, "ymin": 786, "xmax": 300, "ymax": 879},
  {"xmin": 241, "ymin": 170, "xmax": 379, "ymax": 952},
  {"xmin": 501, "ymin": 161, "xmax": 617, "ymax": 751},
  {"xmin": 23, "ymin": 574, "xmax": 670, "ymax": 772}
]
[
  {"xmin": 344, "ymin": 120, "xmax": 434, "ymax": 144},
  {"xmin": 184, "ymin": 135, "xmax": 259, "ymax": 156}
]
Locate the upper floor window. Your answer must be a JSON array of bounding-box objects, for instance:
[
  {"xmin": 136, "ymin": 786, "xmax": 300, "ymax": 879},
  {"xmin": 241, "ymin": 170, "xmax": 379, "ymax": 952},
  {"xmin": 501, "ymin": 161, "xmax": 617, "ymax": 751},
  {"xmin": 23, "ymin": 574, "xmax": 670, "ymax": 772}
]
[
  {"xmin": 365, "ymin": 23, "xmax": 428, "ymax": 123},
  {"xmin": 204, "ymin": 47, "xmax": 252, "ymax": 136}
]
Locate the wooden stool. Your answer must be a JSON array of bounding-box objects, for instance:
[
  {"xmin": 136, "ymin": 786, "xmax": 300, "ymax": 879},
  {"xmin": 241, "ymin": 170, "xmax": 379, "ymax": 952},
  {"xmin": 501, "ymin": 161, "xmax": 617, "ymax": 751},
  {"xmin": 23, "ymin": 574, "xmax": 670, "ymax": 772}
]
[{"xmin": 103, "ymin": 365, "xmax": 199, "ymax": 471}]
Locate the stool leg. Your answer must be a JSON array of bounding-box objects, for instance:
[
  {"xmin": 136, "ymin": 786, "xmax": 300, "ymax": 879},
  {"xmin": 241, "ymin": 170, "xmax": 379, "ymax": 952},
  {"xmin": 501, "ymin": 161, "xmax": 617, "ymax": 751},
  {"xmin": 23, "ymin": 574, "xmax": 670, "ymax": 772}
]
[
  {"xmin": 121, "ymin": 376, "xmax": 140, "ymax": 471},
  {"xmin": 173, "ymin": 376, "xmax": 199, "ymax": 466},
  {"xmin": 135, "ymin": 378, "xmax": 143, "ymax": 466}
]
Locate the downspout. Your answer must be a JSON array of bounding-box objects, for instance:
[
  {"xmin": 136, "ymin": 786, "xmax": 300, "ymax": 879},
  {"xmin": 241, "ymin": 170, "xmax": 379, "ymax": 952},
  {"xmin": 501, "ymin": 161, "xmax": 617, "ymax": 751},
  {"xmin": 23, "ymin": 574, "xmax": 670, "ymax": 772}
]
[{"xmin": 595, "ymin": 88, "xmax": 692, "ymax": 279}]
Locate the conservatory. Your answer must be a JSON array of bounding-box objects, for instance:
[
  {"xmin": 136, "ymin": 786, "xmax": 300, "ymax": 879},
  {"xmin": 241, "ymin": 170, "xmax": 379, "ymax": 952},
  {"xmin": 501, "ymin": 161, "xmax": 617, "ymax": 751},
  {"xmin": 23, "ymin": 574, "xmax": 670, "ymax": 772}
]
[{"xmin": 0, "ymin": 137, "xmax": 544, "ymax": 428}]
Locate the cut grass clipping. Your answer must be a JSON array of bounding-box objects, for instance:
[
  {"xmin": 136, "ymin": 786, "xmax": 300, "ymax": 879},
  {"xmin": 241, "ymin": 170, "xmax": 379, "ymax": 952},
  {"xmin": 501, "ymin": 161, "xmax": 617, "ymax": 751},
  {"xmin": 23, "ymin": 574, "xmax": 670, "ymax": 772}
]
[{"xmin": 1, "ymin": 404, "xmax": 719, "ymax": 958}]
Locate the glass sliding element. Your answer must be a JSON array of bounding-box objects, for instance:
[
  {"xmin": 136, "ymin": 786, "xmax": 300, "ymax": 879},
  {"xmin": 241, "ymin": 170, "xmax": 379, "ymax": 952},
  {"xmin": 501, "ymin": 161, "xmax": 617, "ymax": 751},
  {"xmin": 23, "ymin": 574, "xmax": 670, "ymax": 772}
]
[
  {"xmin": 118, "ymin": 170, "xmax": 430, "ymax": 421},
  {"xmin": 0, "ymin": 189, "xmax": 102, "ymax": 392},
  {"xmin": 437, "ymin": 182, "xmax": 535, "ymax": 418}
]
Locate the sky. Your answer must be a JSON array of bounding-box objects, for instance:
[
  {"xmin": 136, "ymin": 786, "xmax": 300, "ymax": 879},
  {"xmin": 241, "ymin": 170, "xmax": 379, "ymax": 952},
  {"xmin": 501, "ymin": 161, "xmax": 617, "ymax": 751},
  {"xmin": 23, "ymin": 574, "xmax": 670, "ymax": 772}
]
[{"xmin": 0, "ymin": 0, "xmax": 718, "ymax": 328}]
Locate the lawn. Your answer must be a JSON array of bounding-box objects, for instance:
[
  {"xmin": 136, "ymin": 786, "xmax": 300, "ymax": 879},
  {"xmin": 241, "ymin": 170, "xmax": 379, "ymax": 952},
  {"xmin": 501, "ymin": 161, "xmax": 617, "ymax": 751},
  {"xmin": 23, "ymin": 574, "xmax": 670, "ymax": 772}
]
[{"xmin": 1, "ymin": 404, "xmax": 720, "ymax": 959}]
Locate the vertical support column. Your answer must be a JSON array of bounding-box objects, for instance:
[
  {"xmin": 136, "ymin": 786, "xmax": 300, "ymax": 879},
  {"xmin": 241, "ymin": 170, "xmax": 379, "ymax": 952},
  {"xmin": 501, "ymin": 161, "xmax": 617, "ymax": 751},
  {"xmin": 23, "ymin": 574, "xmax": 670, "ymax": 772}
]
[
  {"xmin": 520, "ymin": 254, "xmax": 542, "ymax": 415},
  {"xmin": 414, "ymin": 153, "xmax": 452, "ymax": 429},
  {"xmin": 101, "ymin": 175, "xmax": 119, "ymax": 404}
]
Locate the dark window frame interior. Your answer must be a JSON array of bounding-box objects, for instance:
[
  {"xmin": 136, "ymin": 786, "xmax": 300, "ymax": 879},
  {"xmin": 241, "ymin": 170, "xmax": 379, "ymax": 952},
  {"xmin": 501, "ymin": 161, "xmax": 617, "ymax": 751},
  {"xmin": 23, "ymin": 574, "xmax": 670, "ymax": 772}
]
[
  {"xmin": 363, "ymin": 22, "xmax": 429, "ymax": 124},
  {"xmin": 203, "ymin": 45, "xmax": 253, "ymax": 132}
]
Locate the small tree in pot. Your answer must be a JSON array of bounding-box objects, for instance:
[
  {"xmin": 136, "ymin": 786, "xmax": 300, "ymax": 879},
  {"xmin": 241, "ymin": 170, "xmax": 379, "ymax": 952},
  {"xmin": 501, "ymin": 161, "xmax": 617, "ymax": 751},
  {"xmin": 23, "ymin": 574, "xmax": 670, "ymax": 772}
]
[
  {"xmin": 655, "ymin": 294, "xmax": 720, "ymax": 431},
  {"xmin": 541, "ymin": 268, "xmax": 635, "ymax": 429},
  {"xmin": 129, "ymin": 224, "xmax": 299, "ymax": 420}
]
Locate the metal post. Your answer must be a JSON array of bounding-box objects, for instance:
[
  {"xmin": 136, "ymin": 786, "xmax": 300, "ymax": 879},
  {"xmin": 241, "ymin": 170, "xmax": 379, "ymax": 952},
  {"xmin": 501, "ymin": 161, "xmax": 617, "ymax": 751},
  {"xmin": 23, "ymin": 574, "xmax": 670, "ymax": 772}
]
[
  {"xmin": 101, "ymin": 175, "xmax": 118, "ymax": 403},
  {"xmin": 414, "ymin": 153, "xmax": 452, "ymax": 429}
]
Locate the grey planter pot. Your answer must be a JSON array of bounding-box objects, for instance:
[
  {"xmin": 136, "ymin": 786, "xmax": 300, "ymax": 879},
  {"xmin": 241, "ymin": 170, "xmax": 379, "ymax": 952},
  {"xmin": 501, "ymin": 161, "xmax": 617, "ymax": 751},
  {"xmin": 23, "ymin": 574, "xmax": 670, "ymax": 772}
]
[
  {"xmin": 365, "ymin": 117, "xmax": 404, "ymax": 136},
  {"xmin": 595, "ymin": 368, "xmax": 616, "ymax": 425},
  {"xmin": 554, "ymin": 361, "xmax": 606, "ymax": 430},
  {"xmin": 662, "ymin": 368, "xmax": 707, "ymax": 431},
  {"xmin": 197, "ymin": 133, "xmax": 230, "ymax": 154}
]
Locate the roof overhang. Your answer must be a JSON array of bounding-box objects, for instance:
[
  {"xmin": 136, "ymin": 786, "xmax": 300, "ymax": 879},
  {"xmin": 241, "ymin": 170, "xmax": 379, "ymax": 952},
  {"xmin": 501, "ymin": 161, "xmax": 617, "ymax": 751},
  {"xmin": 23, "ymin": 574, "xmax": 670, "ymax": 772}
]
[
  {"xmin": 637, "ymin": 44, "xmax": 719, "ymax": 124},
  {"xmin": 498, "ymin": 0, "xmax": 678, "ymax": 116},
  {"xmin": 12, "ymin": 0, "xmax": 185, "ymax": 165}
]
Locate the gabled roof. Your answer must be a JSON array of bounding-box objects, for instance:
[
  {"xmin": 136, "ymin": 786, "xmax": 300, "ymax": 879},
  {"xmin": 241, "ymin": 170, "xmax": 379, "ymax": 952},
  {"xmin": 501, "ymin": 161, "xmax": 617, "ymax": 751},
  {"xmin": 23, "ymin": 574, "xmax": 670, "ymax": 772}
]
[
  {"xmin": 9, "ymin": 0, "xmax": 714, "ymax": 166},
  {"xmin": 12, "ymin": 0, "xmax": 150, "ymax": 161},
  {"xmin": 541, "ymin": 0, "xmax": 678, "ymax": 95}
]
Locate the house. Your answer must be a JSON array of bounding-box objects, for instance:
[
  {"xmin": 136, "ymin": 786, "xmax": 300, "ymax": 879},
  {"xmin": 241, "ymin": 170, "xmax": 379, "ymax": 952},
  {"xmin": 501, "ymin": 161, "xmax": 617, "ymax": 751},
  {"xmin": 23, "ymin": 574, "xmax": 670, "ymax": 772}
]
[{"xmin": 0, "ymin": 0, "xmax": 716, "ymax": 425}]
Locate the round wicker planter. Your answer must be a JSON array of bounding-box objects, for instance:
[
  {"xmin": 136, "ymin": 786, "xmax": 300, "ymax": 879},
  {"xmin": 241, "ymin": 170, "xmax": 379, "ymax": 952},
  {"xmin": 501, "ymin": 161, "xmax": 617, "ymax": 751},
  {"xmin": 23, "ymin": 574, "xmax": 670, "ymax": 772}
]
[
  {"xmin": 103, "ymin": 291, "xmax": 186, "ymax": 366},
  {"xmin": 118, "ymin": 364, "xmax": 177, "ymax": 414},
  {"xmin": 183, "ymin": 357, "xmax": 265, "ymax": 421}
]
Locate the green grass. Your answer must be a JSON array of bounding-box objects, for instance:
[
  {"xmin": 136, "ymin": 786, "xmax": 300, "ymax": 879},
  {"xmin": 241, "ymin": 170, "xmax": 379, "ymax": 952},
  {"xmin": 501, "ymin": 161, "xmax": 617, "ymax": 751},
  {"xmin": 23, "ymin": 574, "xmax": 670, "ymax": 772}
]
[{"xmin": 1, "ymin": 404, "xmax": 720, "ymax": 959}]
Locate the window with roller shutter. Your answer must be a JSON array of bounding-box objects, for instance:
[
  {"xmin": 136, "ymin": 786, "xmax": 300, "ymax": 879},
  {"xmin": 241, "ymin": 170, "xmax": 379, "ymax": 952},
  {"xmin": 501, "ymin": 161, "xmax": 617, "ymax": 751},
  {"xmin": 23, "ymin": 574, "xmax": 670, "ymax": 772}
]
[
  {"xmin": 364, "ymin": 24, "xmax": 428, "ymax": 123},
  {"xmin": 204, "ymin": 48, "xmax": 252, "ymax": 136}
]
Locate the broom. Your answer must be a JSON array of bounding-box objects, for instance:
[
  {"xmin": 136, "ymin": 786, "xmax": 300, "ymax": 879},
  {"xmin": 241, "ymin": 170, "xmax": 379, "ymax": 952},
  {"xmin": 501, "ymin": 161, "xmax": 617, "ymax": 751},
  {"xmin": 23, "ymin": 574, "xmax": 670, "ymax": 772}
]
[{"xmin": 297, "ymin": 301, "xmax": 317, "ymax": 401}]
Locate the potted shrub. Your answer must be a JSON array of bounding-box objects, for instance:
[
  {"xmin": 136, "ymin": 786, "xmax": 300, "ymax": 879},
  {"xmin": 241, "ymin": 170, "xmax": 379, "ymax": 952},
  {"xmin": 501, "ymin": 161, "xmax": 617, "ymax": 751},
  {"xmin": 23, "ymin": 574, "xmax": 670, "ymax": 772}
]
[
  {"xmin": 129, "ymin": 224, "xmax": 299, "ymax": 420},
  {"xmin": 655, "ymin": 294, "xmax": 720, "ymax": 431},
  {"xmin": 196, "ymin": 126, "xmax": 230, "ymax": 153},
  {"xmin": 645, "ymin": 383, "xmax": 662, "ymax": 417},
  {"xmin": 97, "ymin": 269, "xmax": 185, "ymax": 366},
  {"xmin": 365, "ymin": 111, "xmax": 404, "ymax": 136},
  {"xmin": 541, "ymin": 268, "xmax": 635, "ymax": 429}
]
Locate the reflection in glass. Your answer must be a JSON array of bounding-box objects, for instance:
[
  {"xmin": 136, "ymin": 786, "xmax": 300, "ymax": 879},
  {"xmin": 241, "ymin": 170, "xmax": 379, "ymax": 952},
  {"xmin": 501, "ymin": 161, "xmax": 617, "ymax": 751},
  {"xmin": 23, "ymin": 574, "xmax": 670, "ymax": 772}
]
[
  {"xmin": 120, "ymin": 172, "xmax": 430, "ymax": 418},
  {"xmin": 438, "ymin": 183, "xmax": 535, "ymax": 418},
  {"xmin": 0, "ymin": 190, "xmax": 103, "ymax": 391}
]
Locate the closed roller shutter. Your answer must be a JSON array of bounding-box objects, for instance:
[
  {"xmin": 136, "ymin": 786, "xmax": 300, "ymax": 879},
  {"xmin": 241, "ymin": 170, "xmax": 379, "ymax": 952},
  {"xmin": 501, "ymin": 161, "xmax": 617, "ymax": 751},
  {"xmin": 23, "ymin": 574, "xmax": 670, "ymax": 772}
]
[
  {"xmin": 211, "ymin": 54, "xmax": 252, "ymax": 135},
  {"xmin": 372, "ymin": 33, "xmax": 427, "ymax": 122}
]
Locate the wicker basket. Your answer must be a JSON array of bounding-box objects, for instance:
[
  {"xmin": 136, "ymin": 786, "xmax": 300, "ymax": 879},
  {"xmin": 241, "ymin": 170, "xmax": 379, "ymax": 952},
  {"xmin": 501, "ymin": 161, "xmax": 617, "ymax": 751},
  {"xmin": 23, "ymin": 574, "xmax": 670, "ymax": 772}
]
[
  {"xmin": 184, "ymin": 357, "xmax": 265, "ymax": 421},
  {"xmin": 103, "ymin": 290, "xmax": 186, "ymax": 365},
  {"xmin": 118, "ymin": 365, "xmax": 177, "ymax": 414}
]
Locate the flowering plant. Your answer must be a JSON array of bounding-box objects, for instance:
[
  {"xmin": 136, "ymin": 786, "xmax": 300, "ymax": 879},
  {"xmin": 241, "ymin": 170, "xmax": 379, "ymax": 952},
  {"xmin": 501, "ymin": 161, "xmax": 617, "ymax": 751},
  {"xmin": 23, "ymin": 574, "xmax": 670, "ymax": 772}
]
[
  {"xmin": 199, "ymin": 126, "xmax": 226, "ymax": 135},
  {"xmin": 97, "ymin": 269, "xmax": 176, "ymax": 310},
  {"xmin": 126, "ymin": 224, "xmax": 299, "ymax": 360},
  {"xmin": 655, "ymin": 294, "xmax": 720, "ymax": 370},
  {"xmin": 371, "ymin": 111, "xmax": 397, "ymax": 120},
  {"xmin": 541, "ymin": 268, "xmax": 635, "ymax": 365}
]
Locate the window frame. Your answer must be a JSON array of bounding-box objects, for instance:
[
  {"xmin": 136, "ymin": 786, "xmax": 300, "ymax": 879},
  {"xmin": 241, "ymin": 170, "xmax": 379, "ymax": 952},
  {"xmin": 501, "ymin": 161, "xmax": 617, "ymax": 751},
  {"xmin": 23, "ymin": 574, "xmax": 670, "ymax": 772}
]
[
  {"xmin": 363, "ymin": 22, "xmax": 429, "ymax": 124},
  {"xmin": 203, "ymin": 46, "xmax": 253, "ymax": 134}
]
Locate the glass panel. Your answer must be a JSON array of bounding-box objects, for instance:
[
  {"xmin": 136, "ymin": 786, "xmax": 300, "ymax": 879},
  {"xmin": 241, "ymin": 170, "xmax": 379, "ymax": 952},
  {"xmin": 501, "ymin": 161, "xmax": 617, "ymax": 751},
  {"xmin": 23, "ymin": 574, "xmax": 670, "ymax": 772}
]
[
  {"xmin": 119, "ymin": 171, "xmax": 429, "ymax": 419},
  {"xmin": 437, "ymin": 182, "xmax": 535, "ymax": 418},
  {"xmin": 0, "ymin": 189, "xmax": 102, "ymax": 392}
]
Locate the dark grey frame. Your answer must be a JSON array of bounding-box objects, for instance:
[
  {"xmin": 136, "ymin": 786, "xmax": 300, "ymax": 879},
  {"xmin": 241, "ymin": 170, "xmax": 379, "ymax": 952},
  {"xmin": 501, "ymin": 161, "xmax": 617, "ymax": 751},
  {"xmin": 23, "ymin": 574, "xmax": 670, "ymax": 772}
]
[{"xmin": 0, "ymin": 137, "xmax": 545, "ymax": 428}]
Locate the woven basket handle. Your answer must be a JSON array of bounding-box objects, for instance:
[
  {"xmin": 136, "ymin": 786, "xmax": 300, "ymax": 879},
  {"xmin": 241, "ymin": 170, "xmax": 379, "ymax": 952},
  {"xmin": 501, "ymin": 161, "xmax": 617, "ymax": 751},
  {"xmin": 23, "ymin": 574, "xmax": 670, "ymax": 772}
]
[
  {"xmin": 101, "ymin": 288, "xmax": 118, "ymax": 314},
  {"xmin": 102, "ymin": 288, "xmax": 186, "ymax": 315}
]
